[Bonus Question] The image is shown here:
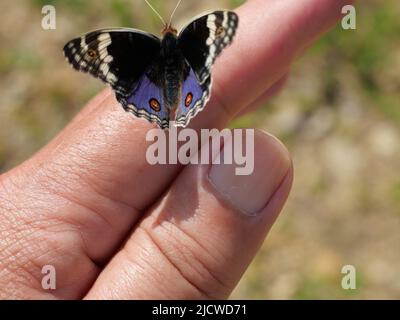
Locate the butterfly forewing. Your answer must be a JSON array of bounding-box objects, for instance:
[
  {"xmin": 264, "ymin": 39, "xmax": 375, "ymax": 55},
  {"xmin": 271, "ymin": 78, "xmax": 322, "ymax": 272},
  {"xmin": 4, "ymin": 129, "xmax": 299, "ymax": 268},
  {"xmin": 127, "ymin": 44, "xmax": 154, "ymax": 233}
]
[
  {"xmin": 178, "ymin": 11, "xmax": 239, "ymax": 84},
  {"xmin": 63, "ymin": 28, "xmax": 161, "ymax": 98}
]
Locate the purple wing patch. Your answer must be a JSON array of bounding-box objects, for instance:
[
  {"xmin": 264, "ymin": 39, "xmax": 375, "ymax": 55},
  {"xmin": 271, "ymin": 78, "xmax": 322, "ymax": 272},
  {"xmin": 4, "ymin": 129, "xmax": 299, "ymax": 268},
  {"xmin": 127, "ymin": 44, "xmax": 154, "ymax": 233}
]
[
  {"xmin": 121, "ymin": 74, "xmax": 170, "ymax": 129},
  {"xmin": 174, "ymin": 67, "xmax": 211, "ymax": 127}
]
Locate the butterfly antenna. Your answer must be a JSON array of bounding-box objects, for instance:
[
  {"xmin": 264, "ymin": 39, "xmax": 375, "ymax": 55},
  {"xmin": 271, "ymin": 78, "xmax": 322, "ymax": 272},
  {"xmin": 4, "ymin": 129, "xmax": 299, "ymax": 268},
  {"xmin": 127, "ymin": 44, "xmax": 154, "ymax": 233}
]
[
  {"xmin": 144, "ymin": 0, "xmax": 167, "ymax": 26},
  {"xmin": 168, "ymin": 0, "xmax": 183, "ymax": 27}
]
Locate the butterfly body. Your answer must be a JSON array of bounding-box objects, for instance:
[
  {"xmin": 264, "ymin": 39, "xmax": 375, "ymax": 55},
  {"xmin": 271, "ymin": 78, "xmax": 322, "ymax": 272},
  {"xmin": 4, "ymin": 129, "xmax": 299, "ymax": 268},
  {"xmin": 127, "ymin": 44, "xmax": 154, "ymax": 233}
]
[
  {"xmin": 159, "ymin": 30, "xmax": 187, "ymax": 111},
  {"xmin": 64, "ymin": 11, "xmax": 239, "ymax": 129}
]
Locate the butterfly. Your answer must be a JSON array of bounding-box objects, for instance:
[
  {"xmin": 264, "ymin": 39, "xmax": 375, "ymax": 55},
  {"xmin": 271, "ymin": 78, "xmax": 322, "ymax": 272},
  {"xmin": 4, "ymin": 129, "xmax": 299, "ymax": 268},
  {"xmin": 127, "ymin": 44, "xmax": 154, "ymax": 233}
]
[{"xmin": 63, "ymin": 1, "xmax": 239, "ymax": 130}]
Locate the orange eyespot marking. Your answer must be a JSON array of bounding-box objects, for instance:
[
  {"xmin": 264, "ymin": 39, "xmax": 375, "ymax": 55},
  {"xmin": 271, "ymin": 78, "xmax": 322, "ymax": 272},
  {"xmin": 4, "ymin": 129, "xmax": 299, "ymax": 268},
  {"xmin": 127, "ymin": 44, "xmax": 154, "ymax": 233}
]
[
  {"xmin": 87, "ymin": 49, "xmax": 97, "ymax": 59},
  {"xmin": 149, "ymin": 98, "xmax": 161, "ymax": 112},
  {"xmin": 185, "ymin": 93, "xmax": 193, "ymax": 107},
  {"xmin": 216, "ymin": 26, "xmax": 226, "ymax": 38}
]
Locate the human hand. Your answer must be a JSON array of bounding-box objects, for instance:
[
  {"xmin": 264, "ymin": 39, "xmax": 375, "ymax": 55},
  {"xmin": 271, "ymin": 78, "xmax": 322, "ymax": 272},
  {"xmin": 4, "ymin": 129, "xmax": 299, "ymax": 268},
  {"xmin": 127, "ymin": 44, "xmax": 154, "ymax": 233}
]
[{"xmin": 0, "ymin": 0, "xmax": 349, "ymax": 299}]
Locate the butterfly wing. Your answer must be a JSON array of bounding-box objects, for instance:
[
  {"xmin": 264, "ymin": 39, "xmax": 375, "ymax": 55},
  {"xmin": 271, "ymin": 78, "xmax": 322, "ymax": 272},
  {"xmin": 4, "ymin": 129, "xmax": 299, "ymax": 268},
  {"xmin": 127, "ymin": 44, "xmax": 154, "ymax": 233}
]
[
  {"xmin": 174, "ymin": 66, "xmax": 211, "ymax": 127},
  {"xmin": 63, "ymin": 28, "xmax": 161, "ymax": 99},
  {"xmin": 119, "ymin": 69, "xmax": 170, "ymax": 129},
  {"xmin": 64, "ymin": 28, "xmax": 168, "ymax": 127},
  {"xmin": 176, "ymin": 11, "xmax": 238, "ymax": 127},
  {"xmin": 178, "ymin": 11, "xmax": 239, "ymax": 84}
]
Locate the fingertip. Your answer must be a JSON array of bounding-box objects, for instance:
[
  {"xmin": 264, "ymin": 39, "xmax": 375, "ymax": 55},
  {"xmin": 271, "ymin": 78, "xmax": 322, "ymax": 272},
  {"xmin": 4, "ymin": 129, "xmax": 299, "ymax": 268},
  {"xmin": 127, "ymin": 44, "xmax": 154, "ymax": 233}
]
[{"xmin": 208, "ymin": 129, "xmax": 292, "ymax": 216}]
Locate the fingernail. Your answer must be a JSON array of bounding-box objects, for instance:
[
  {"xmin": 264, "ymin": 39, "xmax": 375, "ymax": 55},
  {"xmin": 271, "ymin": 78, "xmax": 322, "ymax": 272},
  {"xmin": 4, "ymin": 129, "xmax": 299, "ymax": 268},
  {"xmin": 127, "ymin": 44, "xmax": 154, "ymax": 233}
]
[{"xmin": 208, "ymin": 130, "xmax": 291, "ymax": 216}]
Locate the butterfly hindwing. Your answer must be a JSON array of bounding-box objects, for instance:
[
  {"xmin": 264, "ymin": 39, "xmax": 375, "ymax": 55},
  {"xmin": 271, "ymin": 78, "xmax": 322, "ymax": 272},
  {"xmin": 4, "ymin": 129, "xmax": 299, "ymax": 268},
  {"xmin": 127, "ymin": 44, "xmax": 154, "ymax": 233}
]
[
  {"xmin": 175, "ymin": 66, "xmax": 211, "ymax": 127},
  {"xmin": 119, "ymin": 69, "xmax": 170, "ymax": 129},
  {"xmin": 63, "ymin": 28, "xmax": 161, "ymax": 97},
  {"xmin": 178, "ymin": 11, "xmax": 239, "ymax": 84}
]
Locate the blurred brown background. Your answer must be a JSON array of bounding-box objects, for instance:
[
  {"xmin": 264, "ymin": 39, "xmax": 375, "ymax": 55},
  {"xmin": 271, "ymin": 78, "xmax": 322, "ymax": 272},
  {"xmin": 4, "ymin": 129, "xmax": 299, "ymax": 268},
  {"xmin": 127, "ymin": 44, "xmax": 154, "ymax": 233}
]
[{"xmin": 0, "ymin": 0, "xmax": 399, "ymax": 299}]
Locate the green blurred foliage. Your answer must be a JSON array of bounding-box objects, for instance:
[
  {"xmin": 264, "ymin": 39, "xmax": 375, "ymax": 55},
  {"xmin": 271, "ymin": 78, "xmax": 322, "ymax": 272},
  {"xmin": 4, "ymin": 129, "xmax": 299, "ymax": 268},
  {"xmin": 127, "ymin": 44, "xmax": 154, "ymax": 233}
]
[{"xmin": 311, "ymin": 2, "xmax": 400, "ymax": 123}]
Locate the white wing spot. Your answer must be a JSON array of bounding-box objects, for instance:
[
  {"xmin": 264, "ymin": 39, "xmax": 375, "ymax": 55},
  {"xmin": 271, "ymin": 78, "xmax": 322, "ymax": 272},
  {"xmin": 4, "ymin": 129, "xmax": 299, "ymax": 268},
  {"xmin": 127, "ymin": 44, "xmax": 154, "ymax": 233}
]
[
  {"xmin": 106, "ymin": 72, "xmax": 117, "ymax": 84},
  {"xmin": 100, "ymin": 63, "xmax": 110, "ymax": 76},
  {"xmin": 80, "ymin": 37, "xmax": 88, "ymax": 52},
  {"xmin": 104, "ymin": 55, "xmax": 113, "ymax": 63},
  {"xmin": 97, "ymin": 32, "xmax": 111, "ymax": 44}
]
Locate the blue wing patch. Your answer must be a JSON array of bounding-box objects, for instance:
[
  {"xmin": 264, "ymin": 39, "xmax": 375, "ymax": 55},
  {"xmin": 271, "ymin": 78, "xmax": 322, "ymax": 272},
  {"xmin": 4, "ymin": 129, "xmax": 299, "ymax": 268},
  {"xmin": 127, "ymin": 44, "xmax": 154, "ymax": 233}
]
[
  {"xmin": 120, "ymin": 73, "xmax": 170, "ymax": 129},
  {"xmin": 174, "ymin": 67, "xmax": 211, "ymax": 128}
]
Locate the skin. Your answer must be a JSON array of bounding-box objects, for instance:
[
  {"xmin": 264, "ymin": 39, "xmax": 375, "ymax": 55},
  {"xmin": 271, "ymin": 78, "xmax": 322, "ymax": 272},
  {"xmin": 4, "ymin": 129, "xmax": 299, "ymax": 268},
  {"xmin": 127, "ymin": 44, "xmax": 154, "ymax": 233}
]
[{"xmin": 0, "ymin": 0, "xmax": 353, "ymax": 299}]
